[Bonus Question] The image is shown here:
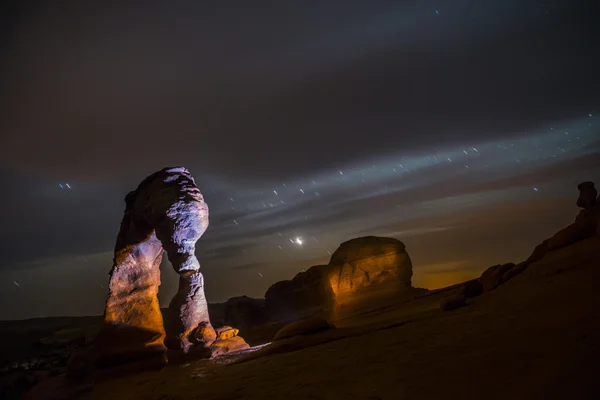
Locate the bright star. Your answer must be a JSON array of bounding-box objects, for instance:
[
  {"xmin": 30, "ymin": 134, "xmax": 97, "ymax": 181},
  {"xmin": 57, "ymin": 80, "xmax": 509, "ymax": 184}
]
[{"xmin": 295, "ymin": 237, "xmax": 303, "ymax": 245}]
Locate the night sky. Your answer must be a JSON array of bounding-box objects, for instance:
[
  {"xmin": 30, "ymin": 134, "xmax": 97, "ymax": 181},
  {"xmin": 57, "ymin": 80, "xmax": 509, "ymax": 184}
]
[{"xmin": 1, "ymin": 1, "xmax": 599, "ymax": 320}]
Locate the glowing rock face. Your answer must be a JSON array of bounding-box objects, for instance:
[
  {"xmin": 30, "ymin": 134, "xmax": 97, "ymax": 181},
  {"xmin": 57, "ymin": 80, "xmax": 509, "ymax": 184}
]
[
  {"xmin": 96, "ymin": 167, "xmax": 214, "ymax": 367},
  {"xmin": 328, "ymin": 236, "xmax": 413, "ymax": 296},
  {"xmin": 265, "ymin": 236, "xmax": 415, "ymax": 322}
]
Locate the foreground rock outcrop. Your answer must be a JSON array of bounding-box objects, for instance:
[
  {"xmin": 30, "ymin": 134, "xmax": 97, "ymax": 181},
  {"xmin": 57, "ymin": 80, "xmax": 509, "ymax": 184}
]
[
  {"xmin": 96, "ymin": 166, "xmax": 214, "ymax": 367},
  {"xmin": 81, "ymin": 167, "xmax": 250, "ymax": 376},
  {"xmin": 209, "ymin": 327, "xmax": 250, "ymax": 358}
]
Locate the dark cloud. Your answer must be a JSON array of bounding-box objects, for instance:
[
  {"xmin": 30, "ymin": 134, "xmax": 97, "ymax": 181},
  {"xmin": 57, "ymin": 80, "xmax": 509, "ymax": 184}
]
[{"xmin": 1, "ymin": 1, "xmax": 599, "ymax": 182}]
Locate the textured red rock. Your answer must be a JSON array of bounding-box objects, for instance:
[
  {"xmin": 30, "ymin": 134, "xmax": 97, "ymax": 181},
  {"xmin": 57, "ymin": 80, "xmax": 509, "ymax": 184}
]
[
  {"xmin": 209, "ymin": 336, "xmax": 250, "ymax": 358},
  {"xmin": 328, "ymin": 236, "xmax": 413, "ymax": 294},
  {"xmin": 264, "ymin": 236, "xmax": 415, "ymax": 322},
  {"xmin": 95, "ymin": 167, "xmax": 215, "ymax": 368},
  {"xmin": 215, "ymin": 326, "xmax": 239, "ymax": 340}
]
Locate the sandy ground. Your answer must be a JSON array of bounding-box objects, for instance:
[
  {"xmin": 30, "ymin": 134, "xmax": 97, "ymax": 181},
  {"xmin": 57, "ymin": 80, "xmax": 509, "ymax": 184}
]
[{"xmin": 27, "ymin": 237, "xmax": 600, "ymax": 400}]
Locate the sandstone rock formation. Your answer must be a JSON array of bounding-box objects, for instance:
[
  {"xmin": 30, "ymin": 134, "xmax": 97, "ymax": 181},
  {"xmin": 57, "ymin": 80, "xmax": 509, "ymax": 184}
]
[
  {"xmin": 208, "ymin": 328, "xmax": 250, "ymax": 358},
  {"xmin": 221, "ymin": 296, "xmax": 269, "ymax": 332},
  {"xmin": 479, "ymin": 263, "xmax": 515, "ymax": 292},
  {"xmin": 502, "ymin": 262, "xmax": 528, "ymax": 282},
  {"xmin": 95, "ymin": 167, "xmax": 214, "ymax": 368},
  {"xmin": 265, "ymin": 236, "xmax": 415, "ymax": 322},
  {"xmin": 328, "ymin": 236, "xmax": 413, "ymax": 296},
  {"xmin": 529, "ymin": 181, "xmax": 600, "ymax": 263},
  {"xmin": 265, "ymin": 265, "xmax": 333, "ymax": 320},
  {"xmin": 459, "ymin": 279, "xmax": 483, "ymax": 299},
  {"xmin": 215, "ymin": 326, "xmax": 239, "ymax": 340}
]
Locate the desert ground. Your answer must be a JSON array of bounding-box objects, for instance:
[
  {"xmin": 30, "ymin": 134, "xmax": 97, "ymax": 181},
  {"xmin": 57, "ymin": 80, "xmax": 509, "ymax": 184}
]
[{"xmin": 9, "ymin": 235, "xmax": 598, "ymax": 400}]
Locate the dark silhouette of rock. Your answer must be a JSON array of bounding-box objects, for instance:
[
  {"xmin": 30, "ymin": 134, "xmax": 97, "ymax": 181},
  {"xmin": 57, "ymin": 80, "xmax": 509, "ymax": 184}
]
[
  {"xmin": 459, "ymin": 279, "xmax": 483, "ymax": 298},
  {"xmin": 526, "ymin": 239, "xmax": 549, "ymax": 264},
  {"xmin": 265, "ymin": 265, "xmax": 333, "ymax": 320},
  {"xmin": 479, "ymin": 263, "xmax": 515, "ymax": 292},
  {"xmin": 273, "ymin": 318, "xmax": 335, "ymax": 341},
  {"xmin": 576, "ymin": 181, "xmax": 597, "ymax": 211},
  {"xmin": 546, "ymin": 183, "xmax": 599, "ymax": 251},
  {"xmin": 222, "ymin": 296, "xmax": 268, "ymax": 332},
  {"xmin": 547, "ymin": 216, "xmax": 598, "ymax": 251},
  {"xmin": 502, "ymin": 262, "xmax": 528, "ymax": 282},
  {"xmin": 440, "ymin": 295, "xmax": 466, "ymax": 311},
  {"xmin": 524, "ymin": 181, "xmax": 600, "ymax": 266},
  {"xmin": 94, "ymin": 167, "xmax": 214, "ymax": 369}
]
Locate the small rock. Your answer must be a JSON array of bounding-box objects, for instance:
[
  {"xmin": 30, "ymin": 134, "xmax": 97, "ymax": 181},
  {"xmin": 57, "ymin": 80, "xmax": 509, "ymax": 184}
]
[
  {"xmin": 479, "ymin": 263, "xmax": 515, "ymax": 292},
  {"xmin": 460, "ymin": 280, "xmax": 483, "ymax": 298},
  {"xmin": 209, "ymin": 336, "xmax": 250, "ymax": 358},
  {"xmin": 440, "ymin": 295, "xmax": 466, "ymax": 311},
  {"xmin": 502, "ymin": 262, "xmax": 528, "ymax": 282},
  {"xmin": 273, "ymin": 317, "xmax": 335, "ymax": 341},
  {"xmin": 215, "ymin": 326, "xmax": 239, "ymax": 341}
]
